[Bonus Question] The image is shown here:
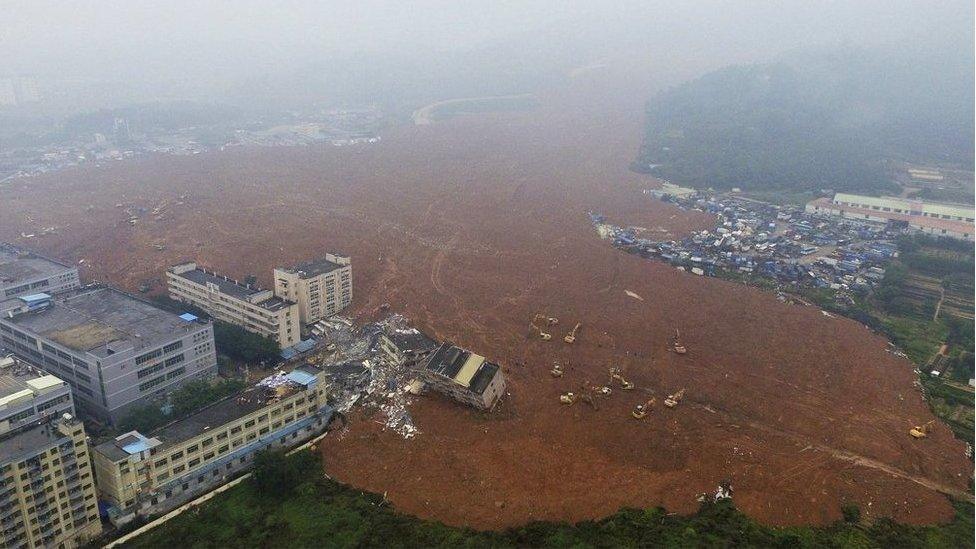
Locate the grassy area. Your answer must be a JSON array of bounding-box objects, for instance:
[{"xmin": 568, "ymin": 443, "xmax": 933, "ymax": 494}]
[
  {"xmin": 121, "ymin": 450, "xmax": 974, "ymax": 549},
  {"xmin": 115, "ymin": 378, "xmax": 247, "ymax": 434}
]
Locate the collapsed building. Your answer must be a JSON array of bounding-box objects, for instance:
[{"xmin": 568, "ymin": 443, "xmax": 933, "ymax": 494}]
[{"xmin": 419, "ymin": 343, "xmax": 506, "ymax": 411}]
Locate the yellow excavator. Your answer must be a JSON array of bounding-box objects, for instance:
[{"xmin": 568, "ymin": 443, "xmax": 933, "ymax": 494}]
[
  {"xmin": 670, "ymin": 329, "xmax": 687, "ymax": 355},
  {"xmin": 559, "ymin": 392, "xmax": 576, "ymax": 404},
  {"xmin": 530, "ymin": 314, "xmax": 558, "ymax": 341},
  {"xmin": 632, "ymin": 398, "xmax": 656, "ymax": 419},
  {"xmin": 910, "ymin": 420, "xmax": 935, "ymax": 439},
  {"xmin": 609, "ymin": 367, "xmax": 634, "ymax": 390},
  {"xmin": 564, "ymin": 322, "xmax": 582, "ymax": 344},
  {"xmin": 664, "ymin": 388, "xmax": 685, "ymax": 408},
  {"xmin": 550, "ymin": 361, "xmax": 564, "ymax": 378}
]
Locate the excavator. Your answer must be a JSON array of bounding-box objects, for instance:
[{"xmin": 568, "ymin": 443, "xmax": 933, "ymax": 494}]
[
  {"xmin": 632, "ymin": 397, "xmax": 656, "ymax": 419},
  {"xmin": 670, "ymin": 329, "xmax": 687, "ymax": 355},
  {"xmin": 559, "ymin": 392, "xmax": 576, "ymax": 404},
  {"xmin": 609, "ymin": 367, "xmax": 634, "ymax": 390},
  {"xmin": 564, "ymin": 322, "xmax": 582, "ymax": 344},
  {"xmin": 530, "ymin": 314, "xmax": 559, "ymax": 341},
  {"xmin": 910, "ymin": 420, "xmax": 935, "ymax": 439},
  {"xmin": 664, "ymin": 388, "xmax": 685, "ymax": 408},
  {"xmin": 550, "ymin": 361, "xmax": 564, "ymax": 378}
]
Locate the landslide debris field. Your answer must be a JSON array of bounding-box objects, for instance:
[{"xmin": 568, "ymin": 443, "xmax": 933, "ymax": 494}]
[{"xmin": 0, "ymin": 68, "xmax": 969, "ymax": 530}]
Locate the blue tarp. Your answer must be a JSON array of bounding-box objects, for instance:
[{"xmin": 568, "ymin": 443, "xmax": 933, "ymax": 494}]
[{"xmin": 179, "ymin": 313, "xmax": 198, "ymax": 322}]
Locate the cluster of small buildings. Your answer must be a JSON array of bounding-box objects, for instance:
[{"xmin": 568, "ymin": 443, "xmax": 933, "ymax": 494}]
[
  {"xmin": 596, "ymin": 191, "xmax": 916, "ymax": 296},
  {"xmin": 0, "ymin": 241, "xmax": 507, "ymax": 545}
]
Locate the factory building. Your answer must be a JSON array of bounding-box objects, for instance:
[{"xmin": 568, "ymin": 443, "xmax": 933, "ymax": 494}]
[
  {"xmin": 167, "ymin": 262, "xmax": 300, "ymax": 348},
  {"xmin": 419, "ymin": 343, "xmax": 505, "ymax": 410},
  {"xmin": 92, "ymin": 365, "xmax": 333, "ymax": 525},
  {"xmin": 274, "ymin": 254, "xmax": 352, "ymax": 325},
  {"xmin": 1, "ymin": 243, "xmax": 80, "ymax": 300},
  {"xmin": 0, "ymin": 361, "xmax": 101, "ymax": 549},
  {"xmin": 806, "ymin": 194, "xmax": 975, "ymax": 242},
  {"xmin": 0, "ymin": 287, "xmax": 217, "ymax": 424}
]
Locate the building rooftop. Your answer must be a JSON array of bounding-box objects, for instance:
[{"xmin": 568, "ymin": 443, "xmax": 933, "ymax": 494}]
[
  {"xmin": 423, "ymin": 342, "xmax": 500, "ymax": 396},
  {"xmin": 0, "ymin": 355, "xmax": 67, "ymax": 403},
  {"xmin": 282, "ymin": 255, "xmax": 349, "ymax": 278},
  {"xmin": 5, "ymin": 286, "xmax": 208, "ymax": 358},
  {"xmin": 173, "ymin": 266, "xmax": 295, "ymax": 311},
  {"xmin": 386, "ymin": 328, "xmax": 438, "ymax": 355},
  {"xmin": 0, "ymin": 418, "xmax": 74, "ymax": 463},
  {"xmin": 0, "ymin": 243, "xmax": 75, "ymax": 288}
]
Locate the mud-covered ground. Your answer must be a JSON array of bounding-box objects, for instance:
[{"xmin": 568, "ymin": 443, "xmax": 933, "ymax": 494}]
[{"xmin": 0, "ymin": 64, "xmax": 969, "ymax": 530}]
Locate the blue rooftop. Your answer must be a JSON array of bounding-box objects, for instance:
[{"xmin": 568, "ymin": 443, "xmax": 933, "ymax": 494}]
[{"xmin": 179, "ymin": 313, "xmax": 198, "ymax": 322}]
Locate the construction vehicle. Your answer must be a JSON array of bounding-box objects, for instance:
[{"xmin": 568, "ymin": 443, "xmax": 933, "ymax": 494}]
[
  {"xmin": 910, "ymin": 420, "xmax": 935, "ymax": 439},
  {"xmin": 664, "ymin": 388, "xmax": 685, "ymax": 408},
  {"xmin": 632, "ymin": 398, "xmax": 656, "ymax": 419},
  {"xmin": 550, "ymin": 362, "xmax": 564, "ymax": 377},
  {"xmin": 563, "ymin": 322, "xmax": 581, "ymax": 344},
  {"xmin": 670, "ymin": 329, "xmax": 687, "ymax": 354},
  {"xmin": 530, "ymin": 314, "xmax": 558, "ymax": 341},
  {"xmin": 609, "ymin": 367, "xmax": 634, "ymax": 390},
  {"xmin": 559, "ymin": 392, "xmax": 576, "ymax": 404}
]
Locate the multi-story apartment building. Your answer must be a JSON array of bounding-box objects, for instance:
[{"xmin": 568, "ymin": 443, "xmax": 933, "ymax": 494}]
[
  {"xmin": 419, "ymin": 343, "xmax": 506, "ymax": 410},
  {"xmin": 92, "ymin": 365, "xmax": 333, "ymax": 525},
  {"xmin": 378, "ymin": 328, "xmax": 438, "ymax": 369},
  {"xmin": 0, "ymin": 287, "xmax": 217, "ymax": 424},
  {"xmin": 0, "ymin": 363, "xmax": 101, "ymax": 549},
  {"xmin": 167, "ymin": 262, "xmax": 300, "ymax": 349},
  {"xmin": 1, "ymin": 243, "xmax": 80, "ymax": 300},
  {"xmin": 274, "ymin": 254, "xmax": 352, "ymax": 325}
]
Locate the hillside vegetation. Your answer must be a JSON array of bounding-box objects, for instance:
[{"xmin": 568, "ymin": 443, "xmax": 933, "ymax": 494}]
[{"xmin": 634, "ymin": 43, "xmax": 974, "ymax": 193}]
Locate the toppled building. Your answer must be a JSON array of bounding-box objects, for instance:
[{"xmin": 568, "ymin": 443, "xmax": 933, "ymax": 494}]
[
  {"xmin": 0, "ymin": 287, "xmax": 217, "ymax": 424},
  {"xmin": 91, "ymin": 364, "xmax": 333, "ymax": 525},
  {"xmin": 0, "ymin": 359, "xmax": 101, "ymax": 548},
  {"xmin": 1, "ymin": 242, "xmax": 81, "ymax": 300},
  {"xmin": 419, "ymin": 343, "xmax": 505, "ymax": 410},
  {"xmin": 167, "ymin": 262, "xmax": 301, "ymax": 348},
  {"xmin": 274, "ymin": 254, "xmax": 353, "ymax": 325},
  {"xmin": 379, "ymin": 327, "xmax": 438, "ymax": 369}
]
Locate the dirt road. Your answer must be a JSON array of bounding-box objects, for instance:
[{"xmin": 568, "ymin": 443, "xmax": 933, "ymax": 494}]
[{"xmin": 0, "ymin": 61, "xmax": 969, "ymax": 530}]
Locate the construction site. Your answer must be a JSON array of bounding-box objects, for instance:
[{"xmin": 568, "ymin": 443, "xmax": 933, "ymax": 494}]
[{"xmin": 0, "ymin": 61, "xmax": 970, "ymax": 531}]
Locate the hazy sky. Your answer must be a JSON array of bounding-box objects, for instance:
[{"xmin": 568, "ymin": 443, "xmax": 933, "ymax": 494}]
[{"xmin": 2, "ymin": 1, "xmax": 972, "ymax": 105}]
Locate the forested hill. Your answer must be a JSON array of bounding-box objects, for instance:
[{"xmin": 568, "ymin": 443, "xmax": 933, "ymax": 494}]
[{"xmin": 634, "ymin": 43, "xmax": 975, "ymax": 194}]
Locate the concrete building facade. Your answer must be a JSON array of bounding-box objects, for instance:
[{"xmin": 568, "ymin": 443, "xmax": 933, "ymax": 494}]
[
  {"xmin": 167, "ymin": 262, "xmax": 300, "ymax": 348},
  {"xmin": 274, "ymin": 254, "xmax": 352, "ymax": 325},
  {"xmin": 0, "ymin": 287, "xmax": 217, "ymax": 424},
  {"xmin": 92, "ymin": 366, "xmax": 333, "ymax": 524},
  {"xmin": 1, "ymin": 364, "xmax": 101, "ymax": 549},
  {"xmin": 1, "ymin": 243, "xmax": 80, "ymax": 300},
  {"xmin": 420, "ymin": 343, "xmax": 506, "ymax": 410},
  {"xmin": 806, "ymin": 194, "xmax": 975, "ymax": 241}
]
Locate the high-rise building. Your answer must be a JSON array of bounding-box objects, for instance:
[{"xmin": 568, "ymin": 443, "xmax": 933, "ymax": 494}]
[
  {"xmin": 0, "ymin": 357, "xmax": 101, "ymax": 548},
  {"xmin": 0, "ymin": 287, "xmax": 217, "ymax": 424},
  {"xmin": 273, "ymin": 254, "xmax": 352, "ymax": 325},
  {"xmin": 167, "ymin": 262, "xmax": 300, "ymax": 349}
]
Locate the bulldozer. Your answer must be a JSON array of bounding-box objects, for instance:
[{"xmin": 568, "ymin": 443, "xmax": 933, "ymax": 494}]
[
  {"xmin": 564, "ymin": 322, "xmax": 582, "ymax": 344},
  {"xmin": 632, "ymin": 398, "xmax": 656, "ymax": 419},
  {"xmin": 609, "ymin": 367, "xmax": 634, "ymax": 390},
  {"xmin": 670, "ymin": 329, "xmax": 687, "ymax": 355},
  {"xmin": 530, "ymin": 314, "xmax": 558, "ymax": 341},
  {"xmin": 910, "ymin": 420, "xmax": 935, "ymax": 439},
  {"xmin": 664, "ymin": 388, "xmax": 685, "ymax": 408}
]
